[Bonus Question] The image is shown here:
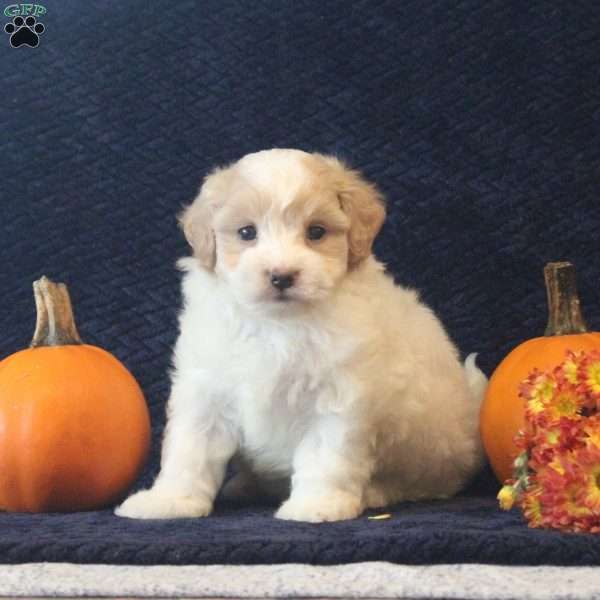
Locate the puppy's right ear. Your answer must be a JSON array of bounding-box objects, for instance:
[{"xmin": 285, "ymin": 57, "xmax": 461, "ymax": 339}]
[{"xmin": 179, "ymin": 167, "xmax": 229, "ymax": 270}]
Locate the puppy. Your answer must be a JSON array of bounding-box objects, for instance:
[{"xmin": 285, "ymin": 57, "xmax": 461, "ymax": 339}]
[{"xmin": 116, "ymin": 149, "xmax": 486, "ymax": 523}]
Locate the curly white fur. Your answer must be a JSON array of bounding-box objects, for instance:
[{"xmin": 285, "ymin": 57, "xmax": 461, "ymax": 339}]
[{"xmin": 116, "ymin": 149, "xmax": 486, "ymax": 523}]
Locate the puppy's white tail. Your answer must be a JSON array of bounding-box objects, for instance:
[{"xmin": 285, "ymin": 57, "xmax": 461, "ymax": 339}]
[{"xmin": 464, "ymin": 353, "xmax": 488, "ymax": 403}]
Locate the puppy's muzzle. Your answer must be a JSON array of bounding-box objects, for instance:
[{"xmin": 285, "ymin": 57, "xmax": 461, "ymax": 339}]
[{"xmin": 270, "ymin": 271, "xmax": 297, "ymax": 291}]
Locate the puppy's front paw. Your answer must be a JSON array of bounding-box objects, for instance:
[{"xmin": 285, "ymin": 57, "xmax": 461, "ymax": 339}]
[
  {"xmin": 115, "ymin": 488, "xmax": 212, "ymax": 520},
  {"xmin": 275, "ymin": 491, "xmax": 363, "ymax": 523}
]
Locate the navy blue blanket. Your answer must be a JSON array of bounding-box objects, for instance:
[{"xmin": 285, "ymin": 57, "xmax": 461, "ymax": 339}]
[
  {"xmin": 1, "ymin": 0, "xmax": 599, "ymax": 565},
  {"xmin": 0, "ymin": 497, "xmax": 599, "ymax": 566}
]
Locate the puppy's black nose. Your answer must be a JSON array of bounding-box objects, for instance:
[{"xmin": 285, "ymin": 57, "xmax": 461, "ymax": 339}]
[{"xmin": 270, "ymin": 272, "xmax": 295, "ymax": 291}]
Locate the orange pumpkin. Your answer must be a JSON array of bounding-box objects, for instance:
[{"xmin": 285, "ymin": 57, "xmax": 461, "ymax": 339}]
[
  {"xmin": 480, "ymin": 262, "xmax": 600, "ymax": 484},
  {"xmin": 0, "ymin": 277, "xmax": 151, "ymax": 512}
]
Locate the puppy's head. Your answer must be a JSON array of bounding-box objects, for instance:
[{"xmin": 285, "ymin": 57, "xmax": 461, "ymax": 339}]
[{"xmin": 180, "ymin": 149, "xmax": 385, "ymax": 311}]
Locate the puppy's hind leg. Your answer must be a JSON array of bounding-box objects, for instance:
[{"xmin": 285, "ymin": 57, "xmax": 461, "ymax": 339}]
[{"xmin": 364, "ymin": 481, "xmax": 393, "ymax": 509}]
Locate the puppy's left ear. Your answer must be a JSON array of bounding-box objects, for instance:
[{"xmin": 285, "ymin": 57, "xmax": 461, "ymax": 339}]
[
  {"xmin": 320, "ymin": 156, "xmax": 386, "ymax": 268},
  {"xmin": 179, "ymin": 166, "xmax": 230, "ymax": 270}
]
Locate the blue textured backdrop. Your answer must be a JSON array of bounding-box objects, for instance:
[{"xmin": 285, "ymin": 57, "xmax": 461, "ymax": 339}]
[{"xmin": 1, "ymin": 0, "xmax": 600, "ymax": 565}]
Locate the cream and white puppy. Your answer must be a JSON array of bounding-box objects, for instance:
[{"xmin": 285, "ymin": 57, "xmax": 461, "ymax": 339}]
[{"xmin": 115, "ymin": 148, "xmax": 486, "ymax": 523}]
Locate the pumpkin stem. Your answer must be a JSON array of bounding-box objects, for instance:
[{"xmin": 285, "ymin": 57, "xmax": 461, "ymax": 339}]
[
  {"xmin": 30, "ymin": 277, "xmax": 83, "ymax": 347},
  {"xmin": 544, "ymin": 262, "xmax": 588, "ymax": 336}
]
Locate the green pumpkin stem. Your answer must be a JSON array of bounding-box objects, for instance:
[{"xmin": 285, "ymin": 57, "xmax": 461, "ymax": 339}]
[
  {"xmin": 544, "ymin": 262, "xmax": 588, "ymax": 336},
  {"xmin": 30, "ymin": 277, "xmax": 83, "ymax": 347}
]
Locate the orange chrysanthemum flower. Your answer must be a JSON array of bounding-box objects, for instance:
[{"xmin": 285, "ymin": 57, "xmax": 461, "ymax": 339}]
[
  {"xmin": 573, "ymin": 444, "xmax": 600, "ymax": 513},
  {"xmin": 521, "ymin": 486, "xmax": 544, "ymax": 528},
  {"xmin": 519, "ymin": 371, "xmax": 556, "ymax": 413},
  {"xmin": 554, "ymin": 350, "xmax": 581, "ymax": 386},
  {"xmin": 546, "ymin": 385, "xmax": 585, "ymax": 421},
  {"xmin": 582, "ymin": 414, "xmax": 600, "ymax": 449},
  {"xmin": 546, "ymin": 483, "xmax": 593, "ymax": 531},
  {"xmin": 499, "ymin": 349, "xmax": 600, "ymax": 533},
  {"xmin": 579, "ymin": 352, "xmax": 600, "ymax": 404}
]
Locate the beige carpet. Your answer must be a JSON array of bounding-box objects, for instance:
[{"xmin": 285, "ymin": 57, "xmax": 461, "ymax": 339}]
[{"xmin": 0, "ymin": 562, "xmax": 597, "ymax": 599}]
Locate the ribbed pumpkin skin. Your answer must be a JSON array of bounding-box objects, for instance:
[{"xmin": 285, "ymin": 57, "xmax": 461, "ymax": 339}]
[
  {"xmin": 0, "ymin": 344, "xmax": 150, "ymax": 512},
  {"xmin": 481, "ymin": 333, "xmax": 600, "ymax": 484}
]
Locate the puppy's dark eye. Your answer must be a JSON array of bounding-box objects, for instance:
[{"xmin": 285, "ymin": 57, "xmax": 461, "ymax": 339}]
[
  {"xmin": 238, "ymin": 225, "xmax": 257, "ymax": 241},
  {"xmin": 307, "ymin": 225, "xmax": 326, "ymax": 241}
]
